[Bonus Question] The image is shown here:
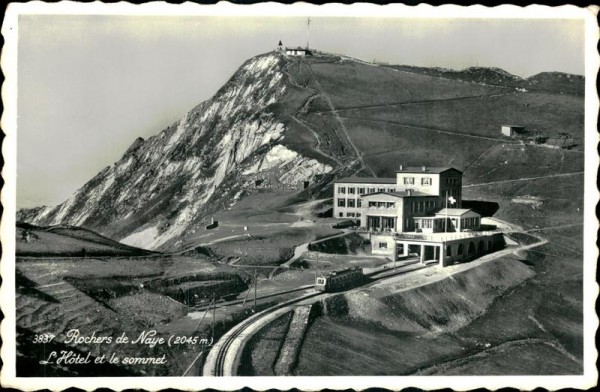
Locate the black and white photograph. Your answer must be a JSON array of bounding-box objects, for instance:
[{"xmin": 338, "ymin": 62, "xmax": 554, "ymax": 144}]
[{"xmin": 1, "ymin": 2, "xmax": 598, "ymax": 390}]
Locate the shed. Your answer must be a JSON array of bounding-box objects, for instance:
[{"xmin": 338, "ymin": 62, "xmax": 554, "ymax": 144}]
[{"xmin": 501, "ymin": 125, "xmax": 525, "ymax": 137}]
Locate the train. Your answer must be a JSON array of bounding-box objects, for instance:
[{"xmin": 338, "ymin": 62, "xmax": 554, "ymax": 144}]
[{"xmin": 315, "ymin": 266, "xmax": 365, "ymax": 292}]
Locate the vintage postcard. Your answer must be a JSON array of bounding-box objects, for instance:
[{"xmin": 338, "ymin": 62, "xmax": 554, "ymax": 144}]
[{"xmin": 1, "ymin": 2, "xmax": 598, "ymax": 390}]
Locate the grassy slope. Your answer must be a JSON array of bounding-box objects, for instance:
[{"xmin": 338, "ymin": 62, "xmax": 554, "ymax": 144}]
[
  {"xmin": 16, "ymin": 223, "xmax": 154, "ymax": 257},
  {"xmin": 340, "ymin": 92, "xmax": 583, "ymax": 140},
  {"xmin": 15, "ymin": 254, "xmax": 234, "ymax": 376},
  {"xmin": 207, "ymin": 226, "xmax": 340, "ymax": 266},
  {"xmin": 311, "ymin": 60, "xmax": 508, "ymax": 109},
  {"xmin": 341, "ymin": 119, "xmax": 495, "ymax": 177},
  {"xmin": 307, "ymin": 56, "xmax": 584, "ymax": 184}
]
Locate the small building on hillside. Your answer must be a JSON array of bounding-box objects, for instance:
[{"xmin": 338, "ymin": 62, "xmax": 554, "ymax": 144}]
[
  {"xmin": 285, "ymin": 47, "xmax": 312, "ymax": 56},
  {"xmin": 501, "ymin": 125, "xmax": 526, "ymax": 137}
]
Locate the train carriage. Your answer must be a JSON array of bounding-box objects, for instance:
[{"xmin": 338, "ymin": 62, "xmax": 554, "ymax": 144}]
[{"xmin": 315, "ymin": 266, "xmax": 365, "ymax": 292}]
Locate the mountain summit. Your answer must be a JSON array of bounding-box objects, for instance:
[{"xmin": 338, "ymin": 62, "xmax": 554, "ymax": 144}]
[{"xmin": 18, "ymin": 52, "xmax": 333, "ymax": 250}]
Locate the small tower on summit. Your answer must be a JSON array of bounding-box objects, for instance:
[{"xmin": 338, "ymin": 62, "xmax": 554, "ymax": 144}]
[{"xmin": 277, "ymin": 40, "xmax": 283, "ymax": 52}]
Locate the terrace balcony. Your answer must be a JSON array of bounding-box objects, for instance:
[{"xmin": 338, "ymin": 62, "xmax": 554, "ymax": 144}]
[
  {"xmin": 394, "ymin": 229, "xmax": 504, "ymax": 242},
  {"xmin": 357, "ymin": 226, "xmax": 398, "ymax": 235}
]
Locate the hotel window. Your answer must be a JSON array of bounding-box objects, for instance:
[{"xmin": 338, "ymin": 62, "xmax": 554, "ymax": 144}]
[
  {"xmin": 368, "ymin": 201, "xmax": 377, "ymax": 208},
  {"xmin": 386, "ymin": 202, "xmax": 395, "ymax": 208},
  {"xmin": 349, "ymin": 187, "xmax": 356, "ymax": 194},
  {"xmin": 379, "ymin": 242, "xmax": 388, "ymax": 249},
  {"xmin": 446, "ymin": 178, "xmax": 457, "ymax": 185},
  {"xmin": 358, "ymin": 187, "xmax": 365, "ymax": 194},
  {"xmin": 411, "ymin": 202, "xmax": 416, "ymax": 212},
  {"xmin": 337, "ymin": 198, "xmax": 346, "ymax": 207},
  {"xmin": 404, "ymin": 177, "xmax": 415, "ymax": 185},
  {"xmin": 388, "ymin": 188, "xmax": 395, "ymax": 193},
  {"xmin": 378, "ymin": 188, "xmax": 386, "ymax": 192},
  {"xmin": 421, "ymin": 177, "xmax": 432, "ymax": 185},
  {"xmin": 339, "ymin": 186, "xmax": 346, "ymax": 194},
  {"xmin": 348, "ymin": 199, "xmax": 355, "ymax": 208},
  {"xmin": 419, "ymin": 201, "xmax": 424, "ymax": 211},
  {"xmin": 347, "ymin": 212, "xmax": 355, "ymax": 217},
  {"xmin": 357, "ymin": 199, "xmax": 362, "ymax": 208},
  {"xmin": 378, "ymin": 202, "xmax": 386, "ymax": 208},
  {"xmin": 368, "ymin": 188, "xmax": 375, "ymax": 194},
  {"xmin": 356, "ymin": 213, "xmax": 361, "ymax": 217},
  {"xmin": 339, "ymin": 212, "xmax": 344, "ymax": 217}
]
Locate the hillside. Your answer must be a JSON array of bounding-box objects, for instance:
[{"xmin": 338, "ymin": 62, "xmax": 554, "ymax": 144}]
[
  {"xmin": 390, "ymin": 65, "xmax": 584, "ymax": 96},
  {"xmin": 18, "ymin": 50, "xmax": 584, "ymax": 253},
  {"xmin": 16, "ymin": 222, "xmax": 155, "ymax": 257}
]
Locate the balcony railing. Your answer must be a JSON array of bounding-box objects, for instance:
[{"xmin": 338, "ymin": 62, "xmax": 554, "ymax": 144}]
[{"xmin": 394, "ymin": 229, "xmax": 504, "ymax": 242}]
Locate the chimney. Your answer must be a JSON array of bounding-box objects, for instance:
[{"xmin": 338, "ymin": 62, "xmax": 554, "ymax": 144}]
[
  {"xmin": 422, "ymin": 165, "xmax": 426, "ymax": 172},
  {"xmin": 399, "ymin": 164, "xmax": 403, "ymax": 170}
]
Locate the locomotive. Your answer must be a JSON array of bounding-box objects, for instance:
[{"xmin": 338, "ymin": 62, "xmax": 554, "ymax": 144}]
[{"xmin": 315, "ymin": 266, "xmax": 365, "ymax": 292}]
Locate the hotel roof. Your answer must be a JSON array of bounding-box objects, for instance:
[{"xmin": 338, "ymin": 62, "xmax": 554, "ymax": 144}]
[
  {"xmin": 395, "ymin": 166, "xmax": 461, "ymax": 174},
  {"xmin": 335, "ymin": 177, "xmax": 396, "ymax": 184},
  {"xmin": 362, "ymin": 191, "xmax": 434, "ymax": 198}
]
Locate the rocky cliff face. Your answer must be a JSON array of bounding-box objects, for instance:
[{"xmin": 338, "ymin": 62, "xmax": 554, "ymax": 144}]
[{"xmin": 18, "ymin": 52, "xmax": 333, "ymax": 250}]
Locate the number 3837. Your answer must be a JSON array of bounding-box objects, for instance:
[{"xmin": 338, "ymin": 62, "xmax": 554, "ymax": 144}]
[{"xmin": 32, "ymin": 333, "xmax": 56, "ymax": 344}]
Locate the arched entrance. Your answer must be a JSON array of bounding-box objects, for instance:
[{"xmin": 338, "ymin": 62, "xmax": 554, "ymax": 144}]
[
  {"xmin": 467, "ymin": 242, "xmax": 476, "ymax": 257},
  {"xmin": 478, "ymin": 240, "xmax": 485, "ymax": 255}
]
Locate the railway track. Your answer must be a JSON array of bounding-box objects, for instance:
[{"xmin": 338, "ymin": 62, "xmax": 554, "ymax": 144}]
[
  {"xmin": 203, "ymin": 261, "xmax": 431, "ymax": 376},
  {"xmin": 204, "ymin": 291, "xmax": 321, "ymax": 376},
  {"xmin": 190, "ymin": 284, "xmax": 314, "ymax": 312}
]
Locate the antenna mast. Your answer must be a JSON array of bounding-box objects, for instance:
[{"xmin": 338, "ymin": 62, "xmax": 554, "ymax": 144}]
[{"xmin": 306, "ymin": 17, "xmax": 311, "ymax": 49}]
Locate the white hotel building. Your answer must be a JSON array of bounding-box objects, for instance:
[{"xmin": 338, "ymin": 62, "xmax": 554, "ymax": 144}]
[
  {"xmin": 331, "ymin": 166, "xmax": 503, "ymax": 266},
  {"xmin": 334, "ymin": 166, "xmax": 464, "ymax": 231}
]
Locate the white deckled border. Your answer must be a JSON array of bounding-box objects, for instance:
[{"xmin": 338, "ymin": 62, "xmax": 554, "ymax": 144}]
[{"xmin": 1, "ymin": 2, "xmax": 598, "ymax": 391}]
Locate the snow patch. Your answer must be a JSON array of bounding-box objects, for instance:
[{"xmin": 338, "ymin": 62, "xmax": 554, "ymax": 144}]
[{"xmin": 262, "ymin": 145, "xmax": 298, "ymax": 170}]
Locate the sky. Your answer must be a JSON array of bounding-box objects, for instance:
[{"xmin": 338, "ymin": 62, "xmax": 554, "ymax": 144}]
[{"xmin": 16, "ymin": 14, "xmax": 585, "ymax": 208}]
